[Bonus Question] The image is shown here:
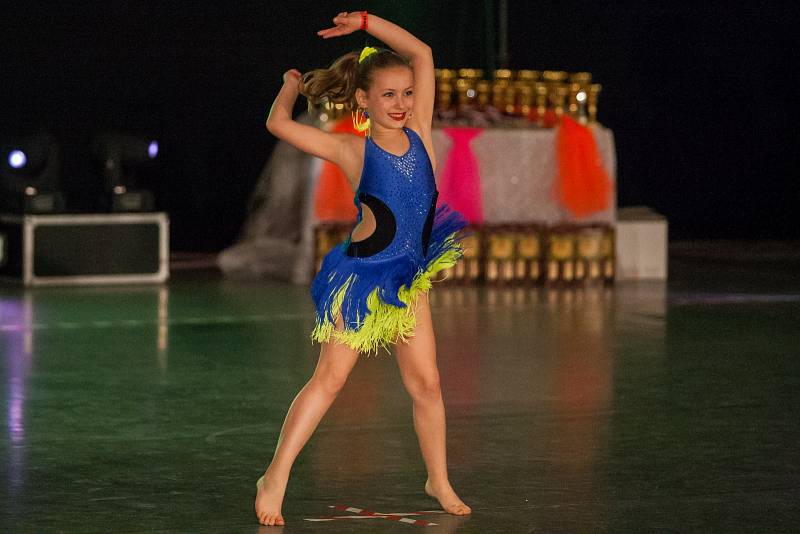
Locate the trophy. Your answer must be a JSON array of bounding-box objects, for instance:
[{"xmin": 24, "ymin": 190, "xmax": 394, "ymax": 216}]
[
  {"xmin": 485, "ymin": 226, "xmax": 515, "ymax": 284},
  {"xmin": 443, "ymin": 228, "xmax": 481, "ymax": 284},
  {"xmin": 552, "ymin": 84, "xmax": 569, "ymax": 119},
  {"xmin": 434, "ymin": 69, "xmax": 457, "ymax": 114},
  {"xmin": 491, "ymin": 79, "xmax": 509, "ymax": 111},
  {"xmin": 534, "ymin": 82, "xmax": 548, "ymax": 126},
  {"xmin": 436, "ymin": 81, "xmax": 453, "ymax": 112},
  {"xmin": 435, "ymin": 68, "xmax": 457, "ymax": 82},
  {"xmin": 462, "ymin": 230, "xmax": 482, "ymax": 283},
  {"xmin": 516, "ymin": 224, "xmax": 544, "ymax": 284},
  {"xmin": 588, "ymin": 84, "xmax": 602, "ymax": 124},
  {"xmin": 546, "ymin": 226, "xmax": 576, "ymax": 285},
  {"xmin": 458, "ymin": 68, "xmax": 484, "ymax": 80},
  {"xmin": 516, "ymin": 70, "xmax": 540, "ymax": 83},
  {"xmin": 569, "ymin": 72, "xmax": 592, "ymax": 86},
  {"xmin": 434, "ymin": 68, "xmax": 599, "ymax": 125},
  {"xmin": 493, "ymin": 69, "xmax": 513, "ymax": 81},
  {"xmin": 600, "ymin": 226, "xmax": 615, "ymax": 282},
  {"xmin": 542, "ymin": 70, "xmax": 568, "ymax": 86},
  {"xmin": 515, "ymin": 81, "xmax": 534, "ymax": 117},
  {"xmin": 475, "ymin": 80, "xmax": 491, "ymax": 111},
  {"xmin": 503, "ymin": 83, "xmax": 517, "ymax": 115},
  {"xmin": 455, "ymin": 78, "xmax": 477, "ymax": 112},
  {"xmin": 576, "ymin": 225, "xmax": 604, "ymax": 283}
]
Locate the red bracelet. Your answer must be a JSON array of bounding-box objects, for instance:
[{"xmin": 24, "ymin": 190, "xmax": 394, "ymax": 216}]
[{"xmin": 360, "ymin": 11, "xmax": 368, "ymax": 31}]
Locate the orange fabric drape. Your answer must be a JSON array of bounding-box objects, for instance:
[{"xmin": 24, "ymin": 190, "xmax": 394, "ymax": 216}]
[
  {"xmin": 313, "ymin": 117, "xmax": 363, "ymax": 221},
  {"xmin": 556, "ymin": 115, "xmax": 613, "ymax": 218}
]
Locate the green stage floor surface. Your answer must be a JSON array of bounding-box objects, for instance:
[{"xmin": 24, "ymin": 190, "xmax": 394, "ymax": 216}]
[{"xmin": 1, "ymin": 241, "xmax": 799, "ymax": 532}]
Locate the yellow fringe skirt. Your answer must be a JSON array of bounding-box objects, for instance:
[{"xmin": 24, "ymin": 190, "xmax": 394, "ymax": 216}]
[{"xmin": 310, "ymin": 236, "xmax": 463, "ymax": 356}]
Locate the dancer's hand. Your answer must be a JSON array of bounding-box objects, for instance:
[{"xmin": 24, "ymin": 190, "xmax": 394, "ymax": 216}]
[
  {"xmin": 317, "ymin": 11, "xmax": 361, "ymax": 39},
  {"xmin": 283, "ymin": 69, "xmax": 301, "ymax": 84}
]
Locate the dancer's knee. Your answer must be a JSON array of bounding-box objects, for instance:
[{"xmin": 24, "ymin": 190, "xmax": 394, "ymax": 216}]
[
  {"xmin": 311, "ymin": 369, "xmax": 348, "ymax": 396},
  {"xmin": 405, "ymin": 373, "xmax": 442, "ymax": 404}
]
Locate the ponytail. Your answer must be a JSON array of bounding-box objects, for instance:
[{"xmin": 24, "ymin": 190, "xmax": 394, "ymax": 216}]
[
  {"xmin": 299, "ymin": 51, "xmax": 360, "ymax": 109},
  {"xmin": 299, "ymin": 48, "xmax": 411, "ymax": 110}
]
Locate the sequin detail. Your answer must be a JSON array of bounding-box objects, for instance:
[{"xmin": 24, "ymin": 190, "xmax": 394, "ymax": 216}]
[{"xmin": 371, "ymin": 136, "xmax": 417, "ymax": 179}]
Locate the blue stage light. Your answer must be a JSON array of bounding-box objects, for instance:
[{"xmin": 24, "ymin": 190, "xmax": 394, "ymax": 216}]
[
  {"xmin": 8, "ymin": 150, "xmax": 27, "ymax": 169},
  {"xmin": 92, "ymin": 132, "xmax": 159, "ymax": 212},
  {"xmin": 1, "ymin": 132, "xmax": 64, "ymax": 213}
]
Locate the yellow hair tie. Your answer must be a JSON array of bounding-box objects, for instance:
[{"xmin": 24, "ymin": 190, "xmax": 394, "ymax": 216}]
[{"xmin": 359, "ymin": 46, "xmax": 378, "ymax": 63}]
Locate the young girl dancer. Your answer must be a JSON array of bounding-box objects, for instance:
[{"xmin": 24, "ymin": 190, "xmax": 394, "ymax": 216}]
[{"xmin": 256, "ymin": 11, "xmax": 471, "ymax": 526}]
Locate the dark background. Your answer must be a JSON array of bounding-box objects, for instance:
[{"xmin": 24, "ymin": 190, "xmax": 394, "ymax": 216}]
[{"xmin": 2, "ymin": 1, "xmax": 797, "ymax": 252}]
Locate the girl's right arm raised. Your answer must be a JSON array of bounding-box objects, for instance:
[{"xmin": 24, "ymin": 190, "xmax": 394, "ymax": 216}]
[{"xmin": 266, "ymin": 69, "xmax": 352, "ymax": 167}]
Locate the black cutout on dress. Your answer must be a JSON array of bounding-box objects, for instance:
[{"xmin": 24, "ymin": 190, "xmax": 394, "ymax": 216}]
[
  {"xmin": 345, "ymin": 192, "xmax": 397, "ymax": 257},
  {"xmin": 421, "ymin": 190, "xmax": 438, "ymax": 256}
]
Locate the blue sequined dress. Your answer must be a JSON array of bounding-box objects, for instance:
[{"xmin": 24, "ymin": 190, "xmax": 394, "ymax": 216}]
[{"xmin": 310, "ymin": 127, "xmax": 469, "ymax": 355}]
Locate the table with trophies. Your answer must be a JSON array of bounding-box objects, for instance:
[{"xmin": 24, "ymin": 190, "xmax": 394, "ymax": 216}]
[{"xmin": 312, "ymin": 68, "xmax": 618, "ymax": 287}]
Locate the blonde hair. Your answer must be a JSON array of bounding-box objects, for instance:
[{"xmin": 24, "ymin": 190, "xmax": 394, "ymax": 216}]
[{"xmin": 299, "ymin": 48, "xmax": 411, "ymax": 110}]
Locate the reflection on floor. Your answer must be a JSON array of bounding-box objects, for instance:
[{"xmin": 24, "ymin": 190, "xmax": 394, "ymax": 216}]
[{"xmin": 1, "ymin": 245, "xmax": 799, "ymax": 532}]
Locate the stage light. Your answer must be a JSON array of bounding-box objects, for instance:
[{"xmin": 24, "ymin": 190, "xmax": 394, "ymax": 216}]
[
  {"xmin": 93, "ymin": 132, "xmax": 158, "ymax": 212},
  {"xmin": 8, "ymin": 150, "xmax": 27, "ymax": 169},
  {"xmin": 1, "ymin": 132, "xmax": 65, "ymax": 214},
  {"xmin": 576, "ymin": 91, "xmax": 587, "ymax": 103}
]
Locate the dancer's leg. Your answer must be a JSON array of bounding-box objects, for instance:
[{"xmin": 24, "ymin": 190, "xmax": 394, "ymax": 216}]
[
  {"xmin": 256, "ymin": 313, "xmax": 360, "ymax": 526},
  {"xmin": 393, "ymin": 292, "xmax": 471, "ymax": 515}
]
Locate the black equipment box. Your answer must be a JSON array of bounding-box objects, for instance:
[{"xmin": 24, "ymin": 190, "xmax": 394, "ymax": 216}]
[{"xmin": 0, "ymin": 213, "xmax": 169, "ymax": 286}]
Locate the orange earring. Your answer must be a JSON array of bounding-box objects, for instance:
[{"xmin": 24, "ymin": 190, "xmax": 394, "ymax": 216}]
[{"xmin": 351, "ymin": 107, "xmax": 370, "ymax": 136}]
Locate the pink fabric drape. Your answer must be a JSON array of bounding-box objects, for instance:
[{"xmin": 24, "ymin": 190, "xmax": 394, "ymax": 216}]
[{"xmin": 438, "ymin": 128, "xmax": 484, "ymax": 224}]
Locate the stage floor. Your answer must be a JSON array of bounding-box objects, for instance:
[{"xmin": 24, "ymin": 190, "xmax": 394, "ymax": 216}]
[{"xmin": 1, "ymin": 242, "xmax": 799, "ymax": 532}]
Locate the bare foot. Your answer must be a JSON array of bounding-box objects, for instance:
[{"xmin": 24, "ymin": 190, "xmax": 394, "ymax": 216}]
[
  {"xmin": 255, "ymin": 473, "xmax": 286, "ymax": 526},
  {"xmin": 425, "ymin": 478, "xmax": 471, "ymax": 515}
]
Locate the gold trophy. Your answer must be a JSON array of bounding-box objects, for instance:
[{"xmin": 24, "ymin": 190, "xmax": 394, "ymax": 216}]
[
  {"xmin": 491, "ymin": 79, "xmax": 509, "ymax": 111},
  {"xmin": 576, "ymin": 225, "xmax": 604, "ymax": 283},
  {"xmin": 440, "ymin": 227, "xmax": 481, "ymax": 284},
  {"xmin": 542, "ymin": 70, "xmax": 568, "ymax": 85},
  {"xmin": 436, "ymin": 82, "xmax": 453, "ymax": 112},
  {"xmin": 485, "ymin": 227, "xmax": 515, "ymax": 284},
  {"xmin": 546, "ymin": 226, "xmax": 576, "ymax": 285},
  {"xmin": 475, "ymin": 80, "xmax": 491, "ymax": 111},
  {"xmin": 569, "ymin": 72, "xmax": 592, "ymax": 86},
  {"xmin": 516, "ymin": 69, "xmax": 540, "ymax": 83},
  {"xmin": 462, "ymin": 231, "xmax": 482, "ymax": 283},
  {"xmin": 515, "ymin": 81, "xmax": 534, "ymax": 118},
  {"xmin": 435, "ymin": 68, "xmax": 457, "ymax": 82},
  {"xmin": 455, "ymin": 78, "xmax": 476, "ymax": 112},
  {"xmin": 458, "ymin": 68, "xmax": 484, "ymax": 80},
  {"xmin": 600, "ymin": 226, "xmax": 615, "ymax": 282},
  {"xmin": 568, "ymin": 82, "xmax": 582, "ymax": 116},
  {"xmin": 552, "ymin": 84, "xmax": 569, "ymax": 119},
  {"xmin": 588, "ymin": 84, "xmax": 602, "ymax": 124},
  {"xmin": 534, "ymin": 82, "xmax": 548, "ymax": 126},
  {"xmin": 493, "ymin": 69, "xmax": 513, "ymax": 81},
  {"xmin": 503, "ymin": 83, "xmax": 517, "ymax": 115},
  {"xmin": 516, "ymin": 224, "xmax": 544, "ymax": 284},
  {"xmin": 500, "ymin": 231, "xmax": 516, "ymax": 282}
]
